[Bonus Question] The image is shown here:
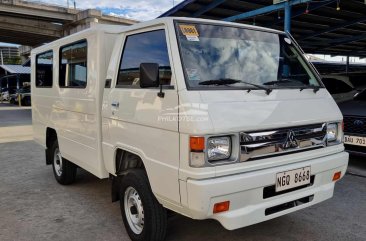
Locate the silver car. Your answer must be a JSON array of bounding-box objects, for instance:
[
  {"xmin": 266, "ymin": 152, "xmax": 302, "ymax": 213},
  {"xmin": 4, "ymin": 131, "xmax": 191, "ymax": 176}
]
[{"xmin": 0, "ymin": 90, "xmax": 9, "ymax": 101}]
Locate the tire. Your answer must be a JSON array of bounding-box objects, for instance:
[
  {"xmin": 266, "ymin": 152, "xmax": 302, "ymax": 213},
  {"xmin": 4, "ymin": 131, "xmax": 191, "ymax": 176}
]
[
  {"xmin": 120, "ymin": 169, "xmax": 167, "ymax": 241},
  {"xmin": 51, "ymin": 140, "xmax": 77, "ymax": 185},
  {"xmin": 24, "ymin": 97, "xmax": 31, "ymax": 106}
]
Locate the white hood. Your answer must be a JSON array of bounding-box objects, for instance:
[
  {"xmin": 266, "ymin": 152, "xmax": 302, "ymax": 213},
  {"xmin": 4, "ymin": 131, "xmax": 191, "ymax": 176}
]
[{"xmin": 178, "ymin": 89, "xmax": 342, "ymax": 135}]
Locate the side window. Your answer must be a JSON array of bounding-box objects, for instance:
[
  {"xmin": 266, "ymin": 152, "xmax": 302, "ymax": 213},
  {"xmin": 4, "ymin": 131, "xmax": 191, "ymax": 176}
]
[
  {"xmin": 59, "ymin": 40, "xmax": 87, "ymax": 88},
  {"xmin": 36, "ymin": 51, "xmax": 53, "ymax": 87},
  {"xmin": 116, "ymin": 30, "xmax": 172, "ymax": 87}
]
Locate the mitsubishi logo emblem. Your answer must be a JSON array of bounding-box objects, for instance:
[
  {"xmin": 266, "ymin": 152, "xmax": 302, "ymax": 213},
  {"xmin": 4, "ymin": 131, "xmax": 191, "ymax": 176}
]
[{"xmin": 283, "ymin": 131, "xmax": 299, "ymax": 149}]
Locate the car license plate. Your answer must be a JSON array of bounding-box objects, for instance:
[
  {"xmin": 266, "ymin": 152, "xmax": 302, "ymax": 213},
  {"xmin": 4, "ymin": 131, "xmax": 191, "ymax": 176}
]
[
  {"xmin": 276, "ymin": 166, "xmax": 311, "ymax": 192},
  {"xmin": 344, "ymin": 135, "xmax": 366, "ymax": 147}
]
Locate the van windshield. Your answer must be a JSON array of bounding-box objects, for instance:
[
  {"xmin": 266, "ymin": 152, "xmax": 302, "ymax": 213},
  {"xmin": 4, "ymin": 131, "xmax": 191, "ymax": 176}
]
[{"xmin": 175, "ymin": 22, "xmax": 321, "ymax": 90}]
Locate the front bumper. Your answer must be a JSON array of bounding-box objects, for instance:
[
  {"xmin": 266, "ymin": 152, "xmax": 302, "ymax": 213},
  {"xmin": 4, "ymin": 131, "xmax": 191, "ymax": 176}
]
[{"xmin": 185, "ymin": 151, "xmax": 348, "ymax": 230}]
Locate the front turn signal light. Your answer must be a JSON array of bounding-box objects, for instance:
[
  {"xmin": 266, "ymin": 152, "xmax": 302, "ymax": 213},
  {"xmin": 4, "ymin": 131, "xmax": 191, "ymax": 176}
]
[
  {"xmin": 190, "ymin": 136, "xmax": 205, "ymax": 152},
  {"xmin": 190, "ymin": 136, "xmax": 205, "ymax": 167},
  {"xmin": 213, "ymin": 201, "xmax": 230, "ymax": 214},
  {"xmin": 333, "ymin": 171, "xmax": 342, "ymax": 181}
]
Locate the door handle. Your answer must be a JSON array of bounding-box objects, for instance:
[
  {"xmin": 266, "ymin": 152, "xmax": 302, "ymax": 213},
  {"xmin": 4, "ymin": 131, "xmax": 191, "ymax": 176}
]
[{"xmin": 111, "ymin": 101, "xmax": 119, "ymax": 108}]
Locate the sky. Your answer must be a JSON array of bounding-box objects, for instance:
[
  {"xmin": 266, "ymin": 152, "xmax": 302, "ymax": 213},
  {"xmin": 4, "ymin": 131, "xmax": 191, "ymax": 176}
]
[{"xmin": 40, "ymin": 0, "xmax": 184, "ymax": 21}]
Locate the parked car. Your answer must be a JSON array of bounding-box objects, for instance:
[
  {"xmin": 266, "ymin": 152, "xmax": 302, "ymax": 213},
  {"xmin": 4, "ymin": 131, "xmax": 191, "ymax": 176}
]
[
  {"xmin": 321, "ymin": 75, "xmax": 358, "ymax": 103},
  {"xmin": 1, "ymin": 91, "xmax": 9, "ymax": 101},
  {"xmin": 339, "ymin": 89, "xmax": 366, "ymax": 156},
  {"xmin": 31, "ymin": 18, "xmax": 348, "ymax": 241},
  {"xmin": 0, "ymin": 88, "xmax": 9, "ymax": 101},
  {"xmin": 9, "ymin": 86, "xmax": 31, "ymax": 106}
]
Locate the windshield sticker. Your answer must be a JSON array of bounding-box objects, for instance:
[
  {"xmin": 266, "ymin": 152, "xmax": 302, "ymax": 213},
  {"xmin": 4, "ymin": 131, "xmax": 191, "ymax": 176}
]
[
  {"xmin": 180, "ymin": 25, "xmax": 199, "ymax": 36},
  {"xmin": 186, "ymin": 35, "xmax": 200, "ymax": 41},
  {"xmin": 180, "ymin": 25, "xmax": 200, "ymax": 41},
  {"xmin": 186, "ymin": 68, "xmax": 200, "ymax": 81}
]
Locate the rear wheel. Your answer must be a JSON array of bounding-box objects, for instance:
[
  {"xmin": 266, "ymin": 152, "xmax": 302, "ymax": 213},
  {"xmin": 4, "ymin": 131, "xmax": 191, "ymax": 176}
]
[
  {"xmin": 120, "ymin": 170, "xmax": 167, "ymax": 241},
  {"xmin": 51, "ymin": 140, "xmax": 77, "ymax": 185},
  {"xmin": 23, "ymin": 97, "xmax": 31, "ymax": 106}
]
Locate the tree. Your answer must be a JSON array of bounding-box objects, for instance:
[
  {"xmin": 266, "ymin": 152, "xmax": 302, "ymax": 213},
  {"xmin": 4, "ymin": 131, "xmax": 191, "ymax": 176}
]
[{"xmin": 3, "ymin": 57, "xmax": 22, "ymax": 65}]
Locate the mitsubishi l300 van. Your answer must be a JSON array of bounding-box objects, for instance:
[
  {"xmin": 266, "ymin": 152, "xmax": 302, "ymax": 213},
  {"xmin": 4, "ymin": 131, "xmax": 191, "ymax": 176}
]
[{"xmin": 31, "ymin": 17, "xmax": 348, "ymax": 241}]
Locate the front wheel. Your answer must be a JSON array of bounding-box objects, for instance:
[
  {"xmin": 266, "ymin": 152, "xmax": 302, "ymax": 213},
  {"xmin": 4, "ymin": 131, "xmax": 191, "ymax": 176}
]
[
  {"xmin": 120, "ymin": 170, "xmax": 167, "ymax": 241},
  {"xmin": 51, "ymin": 140, "xmax": 77, "ymax": 185}
]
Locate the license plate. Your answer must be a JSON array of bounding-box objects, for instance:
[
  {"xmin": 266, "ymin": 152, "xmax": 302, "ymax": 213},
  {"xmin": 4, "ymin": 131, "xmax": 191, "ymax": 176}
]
[
  {"xmin": 344, "ymin": 135, "xmax": 366, "ymax": 147},
  {"xmin": 276, "ymin": 166, "xmax": 311, "ymax": 192}
]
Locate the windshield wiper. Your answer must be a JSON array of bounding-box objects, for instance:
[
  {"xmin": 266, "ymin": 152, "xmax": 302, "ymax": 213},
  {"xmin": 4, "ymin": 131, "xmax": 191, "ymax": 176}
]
[
  {"xmin": 264, "ymin": 78, "xmax": 321, "ymax": 93},
  {"xmin": 198, "ymin": 78, "xmax": 273, "ymax": 95},
  {"xmin": 199, "ymin": 79, "xmax": 238, "ymax": 86},
  {"xmin": 300, "ymin": 84, "xmax": 321, "ymax": 93},
  {"xmin": 263, "ymin": 78, "xmax": 303, "ymax": 86}
]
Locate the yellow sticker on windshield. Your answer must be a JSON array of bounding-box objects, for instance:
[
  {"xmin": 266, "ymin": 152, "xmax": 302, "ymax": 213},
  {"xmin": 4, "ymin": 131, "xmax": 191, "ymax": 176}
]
[{"xmin": 180, "ymin": 25, "xmax": 199, "ymax": 37}]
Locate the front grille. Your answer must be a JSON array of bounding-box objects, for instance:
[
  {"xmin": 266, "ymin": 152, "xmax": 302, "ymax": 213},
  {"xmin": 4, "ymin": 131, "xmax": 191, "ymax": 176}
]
[
  {"xmin": 265, "ymin": 195, "xmax": 314, "ymax": 216},
  {"xmin": 240, "ymin": 124, "xmax": 327, "ymax": 162},
  {"xmin": 344, "ymin": 116, "xmax": 366, "ymax": 135},
  {"xmin": 263, "ymin": 175, "xmax": 315, "ymax": 199}
]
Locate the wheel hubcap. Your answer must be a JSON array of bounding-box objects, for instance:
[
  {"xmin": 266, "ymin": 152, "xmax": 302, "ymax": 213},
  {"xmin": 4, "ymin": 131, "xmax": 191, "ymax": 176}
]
[
  {"xmin": 53, "ymin": 147, "xmax": 63, "ymax": 176},
  {"xmin": 124, "ymin": 187, "xmax": 144, "ymax": 234}
]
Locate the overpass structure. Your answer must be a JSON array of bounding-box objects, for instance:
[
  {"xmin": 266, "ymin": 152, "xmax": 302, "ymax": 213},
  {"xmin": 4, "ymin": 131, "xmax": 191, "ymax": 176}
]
[{"xmin": 0, "ymin": 0, "xmax": 137, "ymax": 47}]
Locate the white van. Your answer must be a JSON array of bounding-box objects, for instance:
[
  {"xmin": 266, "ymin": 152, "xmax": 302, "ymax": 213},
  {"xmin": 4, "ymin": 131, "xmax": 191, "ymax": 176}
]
[{"xmin": 31, "ymin": 18, "xmax": 348, "ymax": 241}]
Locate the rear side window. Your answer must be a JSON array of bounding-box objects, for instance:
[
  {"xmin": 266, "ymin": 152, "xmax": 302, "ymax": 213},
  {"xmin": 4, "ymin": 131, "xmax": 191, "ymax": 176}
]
[
  {"xmin": 116, "ymin": 30, "xmax": 172, "ymax": 87},
  {"xmin": 59, "ymin": 40, "xmax": 87, "ymax": 88},
  {"xmin": 36, "ymin": 51, "xmax": 53, "ymax": 87}
]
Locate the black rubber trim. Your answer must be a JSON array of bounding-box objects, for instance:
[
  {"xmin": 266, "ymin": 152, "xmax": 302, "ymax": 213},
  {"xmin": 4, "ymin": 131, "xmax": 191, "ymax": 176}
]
[{"xmin": 265, "ymin": 195, "xmax": 314, "ymax": 216}]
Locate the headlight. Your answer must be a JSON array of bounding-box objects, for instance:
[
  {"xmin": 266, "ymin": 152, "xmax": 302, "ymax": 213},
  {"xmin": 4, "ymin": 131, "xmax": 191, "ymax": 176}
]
[
  {"xmin": 327, "ymin": 123, "xmax": 338, "ymax": 142},
  {"xmin": 207, "ymin": 136, "xmax": 231, "ymax": 161}
]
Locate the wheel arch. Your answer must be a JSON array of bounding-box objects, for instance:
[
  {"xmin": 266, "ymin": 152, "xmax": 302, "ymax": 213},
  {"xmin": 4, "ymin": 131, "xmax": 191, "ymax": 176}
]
[{"xmin": 111, "ymin": 148, "xmax": 147, "ymax": 202}]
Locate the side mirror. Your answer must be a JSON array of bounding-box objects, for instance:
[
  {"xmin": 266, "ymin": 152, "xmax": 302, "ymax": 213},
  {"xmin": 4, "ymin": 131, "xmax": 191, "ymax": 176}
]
[{"xmin": 140, "ymin": 63, "xmax": 159, "ymax": 88}]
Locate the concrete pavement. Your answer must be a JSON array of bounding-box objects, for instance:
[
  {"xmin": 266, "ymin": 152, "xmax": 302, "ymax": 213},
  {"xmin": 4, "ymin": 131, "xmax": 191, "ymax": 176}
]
[
  {"xmin": 0, "ymin": 140, "xmax": 365, "ymax": 241},
  {"xmin": 0, "ymin": 103, "xmax": 33, "ymax": 143},
  {"xmin": 0, "ymin": 125, "xmax": 33, "ymax": 143}
]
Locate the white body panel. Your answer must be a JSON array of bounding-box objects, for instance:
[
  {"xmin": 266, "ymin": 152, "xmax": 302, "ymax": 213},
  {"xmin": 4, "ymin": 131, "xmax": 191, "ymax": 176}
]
[
  {"xmin": 178, "ymin": 89, "xmax": 341, "ymax": 135},
  {"xmin": 32, "ymin": 17, "xmax": 349, "ymax": 230},
  {"xmin": 101, "ymin": 23, "xmax": 181, "ymax": 204},
  {"xmin": 32, "ymin": 25, "xmax": 126, "ymax": 178}
]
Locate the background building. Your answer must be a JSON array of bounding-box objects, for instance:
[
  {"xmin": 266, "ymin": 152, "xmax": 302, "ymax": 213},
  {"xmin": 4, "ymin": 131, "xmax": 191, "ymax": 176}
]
[{"xmin": 0, "ymin": 45, "xmax": 21, "ymax": 65}]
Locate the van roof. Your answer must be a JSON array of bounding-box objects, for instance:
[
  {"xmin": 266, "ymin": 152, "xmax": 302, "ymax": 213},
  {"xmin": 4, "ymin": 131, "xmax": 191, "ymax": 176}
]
[
  {"xmin": 121, "ymin": 17, "xmax": 284, "ymax": 35},
  {"xmin": 31, "ymin": 24, "xmax": 128, "ymax": 55},
  {"xmin": 31, "ymin": 17, "xmax": 284, "ymax": 55}
]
